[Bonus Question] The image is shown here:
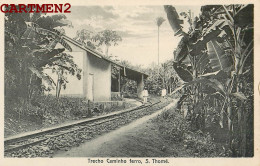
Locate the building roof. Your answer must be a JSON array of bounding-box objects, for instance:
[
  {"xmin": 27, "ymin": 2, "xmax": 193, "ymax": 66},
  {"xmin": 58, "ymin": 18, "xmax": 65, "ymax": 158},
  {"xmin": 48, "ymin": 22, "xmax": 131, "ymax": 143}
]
[{"xmin": 62, "ymin": 35, "xmax": 148, "ymax": 79}]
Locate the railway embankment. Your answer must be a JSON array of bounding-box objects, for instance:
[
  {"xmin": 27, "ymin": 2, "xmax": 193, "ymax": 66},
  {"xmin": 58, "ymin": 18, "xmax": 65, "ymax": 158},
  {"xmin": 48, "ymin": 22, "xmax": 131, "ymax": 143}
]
[
  {"xmin": 5, "ymin": 97, "xmax": 173, "ymax": 157},
  {"xmin": 5, "ymin": 95, "xmax": 140, "ymax": 137}
]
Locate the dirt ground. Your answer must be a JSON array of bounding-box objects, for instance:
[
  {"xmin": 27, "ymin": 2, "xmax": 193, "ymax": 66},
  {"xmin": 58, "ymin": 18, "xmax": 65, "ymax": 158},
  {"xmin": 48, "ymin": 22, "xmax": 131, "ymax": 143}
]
[{"xmin": 54, "ymin": 101, "xmax": 181, "ymax": 157}]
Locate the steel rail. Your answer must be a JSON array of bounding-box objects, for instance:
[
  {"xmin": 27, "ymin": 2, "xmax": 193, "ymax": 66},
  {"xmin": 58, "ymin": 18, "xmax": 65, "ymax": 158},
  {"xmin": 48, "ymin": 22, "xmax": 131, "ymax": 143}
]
[{"xmin": 4, "ymin": 101, "xmax": 161, "ymax": 153}]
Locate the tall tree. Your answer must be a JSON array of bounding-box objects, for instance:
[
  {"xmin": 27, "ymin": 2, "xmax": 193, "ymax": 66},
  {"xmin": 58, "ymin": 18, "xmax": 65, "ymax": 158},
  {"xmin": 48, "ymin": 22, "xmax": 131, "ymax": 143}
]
[
  {"xmin": 92, "ymin": 29, "xmax": 122, "ymax": 56},
  {"xmin": 74, "ymin": 29, "xmax": 92, "ymax": 44},
  {"xmin": 156, "ymin": 17, "xmax": 165, "ymax": 65},
  {"xmin": 74, "ymin": 29, "xmax": 97, "ymax": 49}
]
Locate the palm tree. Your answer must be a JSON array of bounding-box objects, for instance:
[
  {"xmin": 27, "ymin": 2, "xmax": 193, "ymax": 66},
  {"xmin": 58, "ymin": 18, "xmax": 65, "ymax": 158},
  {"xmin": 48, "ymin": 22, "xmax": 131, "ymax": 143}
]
[
  {"xmin": 156, "ymin": 17, "xmax": 165, "ymax": 91},
  {"xmin": 156, "ymin": 17, "xmax": 165, "ymax": 66}
]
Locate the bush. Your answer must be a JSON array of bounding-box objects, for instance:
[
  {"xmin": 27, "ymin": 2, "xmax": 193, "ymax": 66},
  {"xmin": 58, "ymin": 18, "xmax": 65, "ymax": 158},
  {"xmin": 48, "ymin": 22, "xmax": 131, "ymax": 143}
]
[
  {"xmin": 154, "ymin": 107, "xmax": 222, "ymax": 157},
  {"xmin": 156, "ymin": 109, "xmax": 190, "ymax": 142},
  {"xmin": 5, "ymin": 94, "xmax": 134, "ymax": 136},
  {"xmin": 5, "ymin": 95, "xmax": 89, "ymax": 127}
]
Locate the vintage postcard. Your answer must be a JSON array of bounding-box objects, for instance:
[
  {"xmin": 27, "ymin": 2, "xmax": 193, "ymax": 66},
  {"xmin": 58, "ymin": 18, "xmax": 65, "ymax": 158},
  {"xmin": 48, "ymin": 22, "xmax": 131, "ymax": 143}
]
[{"xmin": 0, "ymin": 0, "xmax": 259, "ymax": 166}]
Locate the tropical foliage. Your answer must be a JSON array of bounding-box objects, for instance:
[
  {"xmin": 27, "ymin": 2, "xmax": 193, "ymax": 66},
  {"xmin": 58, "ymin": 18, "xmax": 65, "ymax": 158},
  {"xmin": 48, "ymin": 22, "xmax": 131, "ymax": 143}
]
[
  {"xmin": 92, "ymin": 29, "xmax": 122, "ymax": 56},
  {"xmin": 145, "ymin": 61, "xmax": 180, "ymax": 95},
  {"xmin": 110, "ymin": 59, "xmax": 180, "ymax": 97},
  {"xmin": 5, "ymin": 10, "xmax": 82, "ymax": 103},
  {"xmin": 164, "ymin": 5, "xmax": 253, "ymax": 156},
  {"xmin": 73, "ymin": 29, "xmax": 97, "ymax": 50}
]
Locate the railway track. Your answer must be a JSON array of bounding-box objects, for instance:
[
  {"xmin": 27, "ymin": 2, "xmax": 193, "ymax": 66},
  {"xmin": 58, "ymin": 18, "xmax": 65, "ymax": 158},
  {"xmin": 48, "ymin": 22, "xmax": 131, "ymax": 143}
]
[{"xmin": 4, "ymin": 101, "xmax": 161, "ymax": 154}]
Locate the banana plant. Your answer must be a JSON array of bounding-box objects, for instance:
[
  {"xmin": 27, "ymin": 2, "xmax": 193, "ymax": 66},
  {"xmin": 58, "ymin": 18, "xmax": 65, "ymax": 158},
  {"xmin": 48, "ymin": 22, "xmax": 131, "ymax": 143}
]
[
  {"xmin": 165, "ymin": 5, "xmax": 226, "ymax": 129},
  {"xmin": 164, "ymin": 4, "xmax": 253, "ymax": 156},
  {"xmin": 205, "ymin": 5, "xmax": 253, "ymax": 156},
  {"xmin": 5, "ymin": 12, "xmax": 77, "ymax": 101}
]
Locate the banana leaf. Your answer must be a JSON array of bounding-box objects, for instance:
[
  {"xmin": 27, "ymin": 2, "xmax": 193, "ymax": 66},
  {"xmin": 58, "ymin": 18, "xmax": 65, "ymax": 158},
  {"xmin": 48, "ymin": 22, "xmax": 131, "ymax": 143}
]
[
  {"xmin": 29, "ymin": 67, "xmax": 56, "ymax": 87},
  {"xmin": 189, "ymin": 19, "xmax": 232, "ymax": 56},
  {"xmin": 34, "ymin": 48, "xmax": 65, "ymax": 67},
  {"xmin": 33, "ymin": 48, "xmax": 65, "ymax": 58},
  {"xmin": 59, "ymin": 36, "xmax": 72, "ymax": 52},
  {"xmin": 203, "ymin": 19, "xmax": 232, "ymax": 36},
  {"xmin": 164, "ymin": 5, "xmax": 184, "ymax": 36},
  {"xmin": 21, "ymin": 27, "xmax": 36, "ymax": 40},
  {"xmin": 234, "ymin": 4, "xmax": 253, "ymax": 28},
  {"xmin": 173, "ymin": 63, "xmax": 193, "ymax": 82},
  {"xmin": 207, "ymin": 39, "xmax": 233, "ymax": 72},
  {"xmin": 190, "ymin": 28, "xmax": 221, "ymax": 56},
  {"xmin": 199, "ymin": 70, "xmax": 229, "ymax": 80},
  {"xmin": 231, "ymin": 92, "xmax": 247, "ymax": 101},
  {"xmin": 174, "ymin": 36, "xmax": 189, "ymax": 62},
  {"xmin": 46, "ymin": 39, "xmax": 59, "ymax": 51},
  {"xmin": 35, "ymin": 27, "xmax": 72, "ymax": 52},
  {"xmin": 182, "ymin": 77, "xmax": 226, "ymax": 96},
  {"xmin": 196, "ymin": 53, "xmax": 209, "ymax": 73},
  {"xmin": 201, "ymin": 5, "xmax": 223, "ymax": 15}
]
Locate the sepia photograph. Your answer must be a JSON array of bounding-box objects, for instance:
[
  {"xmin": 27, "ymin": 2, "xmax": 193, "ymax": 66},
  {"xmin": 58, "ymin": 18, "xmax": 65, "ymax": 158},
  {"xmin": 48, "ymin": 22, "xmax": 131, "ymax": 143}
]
[{"xmin": 1, "ymin": 1, "xmax": 258, "ymax": 164}]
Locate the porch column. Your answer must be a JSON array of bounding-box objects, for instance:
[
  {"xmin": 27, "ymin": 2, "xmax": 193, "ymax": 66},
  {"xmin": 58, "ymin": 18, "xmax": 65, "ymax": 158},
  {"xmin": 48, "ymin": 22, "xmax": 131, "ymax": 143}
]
[
  {"xmin": 137, "ymin": 74, "xmax": 144, "ymax": 99},
  {"xmin": 118, "ymin": 70, "xmax": 121, "ymax": 92}
]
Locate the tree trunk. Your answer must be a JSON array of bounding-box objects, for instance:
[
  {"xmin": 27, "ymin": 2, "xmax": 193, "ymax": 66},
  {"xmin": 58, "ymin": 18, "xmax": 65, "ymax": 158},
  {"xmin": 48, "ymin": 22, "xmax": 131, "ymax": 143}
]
[
  {"xmin": 227, "ymin": 97, "xmax": 232, "ymax": 131},
  {"xmin": 227, "ymin": 96, "xmax": 234, "ymax": 150},
  {"xmin": 56, "ymin": 75, "xmax": 62, "ymax": 98},
  {"xmin": 236, "ymin": 78, "xmax": 246, "ymax": 156},
  {"xmin": 158, "ymin": 26, "xmax": 160, "ymax": 66},
  {"xmin": 219, "ymin": 99, "xmax": 224, "ymax": 128},
  {"xmin": 105, "ymin": 45, "xmax": 109, "ymax": 56}
]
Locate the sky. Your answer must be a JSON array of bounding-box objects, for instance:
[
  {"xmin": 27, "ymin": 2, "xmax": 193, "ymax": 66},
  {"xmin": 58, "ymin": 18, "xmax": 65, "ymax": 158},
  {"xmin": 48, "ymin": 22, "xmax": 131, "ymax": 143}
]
[{"xmin": 62, "ymin": 6, "xmax": 201, "ymax": 68}]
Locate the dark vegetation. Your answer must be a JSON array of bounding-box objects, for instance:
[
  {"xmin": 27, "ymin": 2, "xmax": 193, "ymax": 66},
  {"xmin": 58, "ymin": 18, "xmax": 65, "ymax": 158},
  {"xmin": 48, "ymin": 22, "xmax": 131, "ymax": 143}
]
[
  {"xmin": 164, "ymin": 4, "xmax": 254, "ymax": 157},
  {"xmin": 154, "ymin": 107, "xmax": 225, "ymax": 157},
  {"xmin": 4, "ymin": 8, "xmax": 88, "ymax": 137}
]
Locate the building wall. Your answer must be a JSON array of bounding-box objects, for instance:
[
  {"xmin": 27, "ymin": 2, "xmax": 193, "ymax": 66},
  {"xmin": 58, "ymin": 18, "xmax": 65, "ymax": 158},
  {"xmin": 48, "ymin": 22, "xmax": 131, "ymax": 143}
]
[
  {"xmin": 44, "ymin": 41, "xmax": 112, "ymax": 101},
  {"xmin": 44, "ymin": 43, "xmax": 86, "ymax": 98},
  {"xmin": 86, "ymin": 52, "xmax": 111, "ymax": 101}
]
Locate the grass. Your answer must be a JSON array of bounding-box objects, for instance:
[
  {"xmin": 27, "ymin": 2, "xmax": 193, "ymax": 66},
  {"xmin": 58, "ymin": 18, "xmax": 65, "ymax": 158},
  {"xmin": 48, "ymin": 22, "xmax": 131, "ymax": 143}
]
[{"xmin": 4, "ymin": 95, "xmax": 136, "ymax": 137}]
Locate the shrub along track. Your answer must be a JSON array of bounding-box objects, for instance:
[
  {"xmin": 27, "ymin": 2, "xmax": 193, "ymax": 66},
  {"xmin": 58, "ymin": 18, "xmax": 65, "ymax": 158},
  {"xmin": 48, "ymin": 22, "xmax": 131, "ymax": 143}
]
[{"xmin": 5, "ymin": 99, "xmax": 172, "ymax": 157}]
